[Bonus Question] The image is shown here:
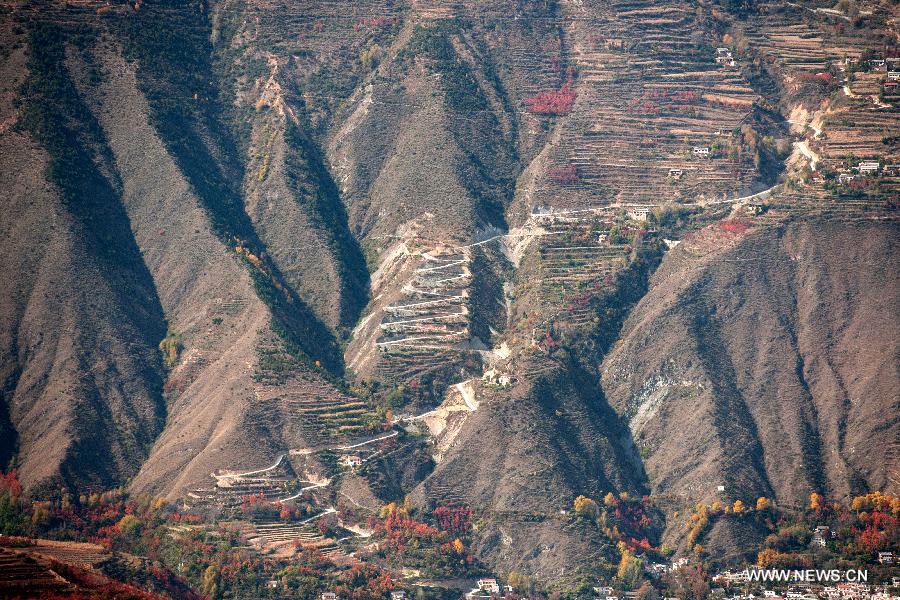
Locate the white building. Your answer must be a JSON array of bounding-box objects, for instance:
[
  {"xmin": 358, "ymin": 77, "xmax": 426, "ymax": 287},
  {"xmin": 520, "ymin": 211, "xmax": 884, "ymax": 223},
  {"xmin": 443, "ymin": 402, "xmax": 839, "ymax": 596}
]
[
  {"xmin": 478, "ymin": 578, "xmax": 501, "ymax": 594},
  {"xmin": 627, "ymin": 206, "xmax": 650, "ymax": 221},
  {"xmin": 342, "ymin": 455, "xmax": 363, "ymax": 467},
  {"xmin": 857, "ymin": 161, "xmax": 880, "ymax": 174}
]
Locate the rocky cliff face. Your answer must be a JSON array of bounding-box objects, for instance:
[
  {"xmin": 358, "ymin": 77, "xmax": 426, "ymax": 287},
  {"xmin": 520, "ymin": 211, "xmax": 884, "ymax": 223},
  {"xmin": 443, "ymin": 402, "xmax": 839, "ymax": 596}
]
[{"xmin": 0, "ymin": 0, "xmax": 896, "ymax": 582}]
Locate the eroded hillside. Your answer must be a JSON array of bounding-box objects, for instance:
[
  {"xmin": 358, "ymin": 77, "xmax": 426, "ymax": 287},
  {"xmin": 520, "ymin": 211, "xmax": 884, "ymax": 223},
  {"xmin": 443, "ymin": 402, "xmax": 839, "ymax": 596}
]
[{"xmin": 0, "ymin": 0, "xmax": 897, "ymax": 586}]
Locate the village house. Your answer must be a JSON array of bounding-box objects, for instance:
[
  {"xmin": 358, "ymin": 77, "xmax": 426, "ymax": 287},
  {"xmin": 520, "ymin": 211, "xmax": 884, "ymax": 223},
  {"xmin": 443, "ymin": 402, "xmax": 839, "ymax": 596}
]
[
  {"xmin": 887, "ymin": 71, "xmax": 900, "ymax": 81},
  {"xmin": 693, "ymin": 146, "xmax": 710, "ymax": 156},
  {"xmin": 870, "ymin": 59, "xmax": 885, "ymax": 68},
  {"xmin": 812, "ymin": 525, "xmax": 829, "ymax": 546},
  {"xmin": 745, "ymin": 203, "xmax": 765, "ymax": 215},
  {"xmin": 265, "ymin": 579, "xmax": 279, "ymax": 589},
  {"xmin": 714, "ymin": 570, "xmax": 750, "ymax": 584},
  {"xmin": 391, "ymin": 591, "xmax": 408, "ymax": 600},
  {"xmin": 877, "ymin": 551, "xmax": 893, "ymax": 564},
  {"xmin": 627, "ymin": 206, "xmax": 650, "ymax": 221},
  {"xmin": 465, "ymin": 589, "xmax": 492, "ymax": 600},
  {"xmin": 857, "ymin": 161, "xmax": 880, "ymax": 174},
  {"xmin": 715, "ymin": 47, "xmax": 735, "ymax": 65},
  {"xmin": 838, "ymin": 173, "xmax": 858, "ymax": 185},
  {"xmin": 716, "ymin": 54, "xmax": 736, "ymax": 66},
  {"xmin": 595, "ymin": 586, "xmax": 615, "ymax": 596},
  {"xmin": 837, "ymin": 583, "xmax": 869, "ymax": 599},
  {"xmin": 669, "ymin": 168, "xmax": 684, "ymax": 178},
  {"xmin": 478, "ymin": 578, "xmax": 501, "ymax": 594},
  {"xmin": 341, "ymin": 455, "xmax": 363, "ymax": 467},
  {"xmin": 321, "ymin": 593, "xmax": 338, "ymax": 600}
]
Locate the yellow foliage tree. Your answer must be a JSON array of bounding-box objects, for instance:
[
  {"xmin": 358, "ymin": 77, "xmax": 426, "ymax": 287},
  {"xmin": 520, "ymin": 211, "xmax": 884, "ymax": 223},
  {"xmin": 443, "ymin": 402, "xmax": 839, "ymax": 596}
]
[
  {"xmin": 757, "ymin": 548, "xmax": 779, "ymax": 568},
  {"xmin": 201, "ymin": 565, "xmax": 218, "ymax": 598},
  {"xmin": 380, "ymin": 502, "xmax": 398, "ymax": 519},
  {"xmin": 159, "ymin": 332, "xmax": 182, "ymax": 369},
  {"xmin": 733, "ymin": 500, "xmax": 746, "ymax": 514},
  {"xmin": 617, "ymin": 549, "xmax": 643, "ymax": 590},
  {"xmin": 756, "ymin": 497, "xmax": 770, "ymax": 511},
  {"xmin": 809, "ymin": 492, "xmax": 824, "ymax": 511},
  {"xmin": 118, "ymin": 514, "xmax": 143, "ymax": 537},
  {"xmin": 451, "ymin": 538, "xmax": 464, "ymax": 554},
  {"xmin": 604, "ymin": 492, "xmax": 617, "ymax": 506},
  {"xmin": 574, "ymin": 495, "xmax": 599, "ymax": 518}
]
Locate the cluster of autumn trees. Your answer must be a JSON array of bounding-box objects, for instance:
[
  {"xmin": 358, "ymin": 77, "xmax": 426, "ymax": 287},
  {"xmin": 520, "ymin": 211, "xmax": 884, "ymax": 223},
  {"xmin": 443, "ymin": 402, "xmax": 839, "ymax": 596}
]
[
  {"xmin": 525, "ymin": 83, "xmax": 577, "ymax": 115},
  {"xmin": 573, "ymin": 492, "xmax": 663, "ymax": 557},
  {"xmin": 682, "ymin": 491, "xmax": 899, "ymax": 570},
  {"xmin": 236, "ymin": 492, "xmax": 323, "ymax": 523},
  {"xmin": 686, "ymin": 497, "xmax": 768, "ymax": 551},
  {"xmin": 717, "ymin": 218, "xmax": 751, "ymax": 234},
  {"xmin": 362, "ymin": 501, "xmax": 476, "ymax": 578},
  {"xmin": 0, "ymin": 470, "xmax": 407, "ymax": 599}
]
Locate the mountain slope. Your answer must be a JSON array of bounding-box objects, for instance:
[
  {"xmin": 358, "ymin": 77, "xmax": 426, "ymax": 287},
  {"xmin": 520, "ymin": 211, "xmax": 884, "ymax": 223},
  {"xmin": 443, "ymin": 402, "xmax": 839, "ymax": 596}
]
[
  {"xmin": 0, "ymin": 21, "xmax": 167, "ymax": 492},
  {"xmin": 601, "ymin": 218, "xmax": 899, "ymax": 520}
]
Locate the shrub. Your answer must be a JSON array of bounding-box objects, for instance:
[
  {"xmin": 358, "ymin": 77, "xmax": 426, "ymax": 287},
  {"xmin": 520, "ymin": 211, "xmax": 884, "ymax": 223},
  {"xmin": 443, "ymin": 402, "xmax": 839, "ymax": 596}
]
[{"xmin": 525, "ymin": 83, "xmax": 577, "ymax": 115}]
